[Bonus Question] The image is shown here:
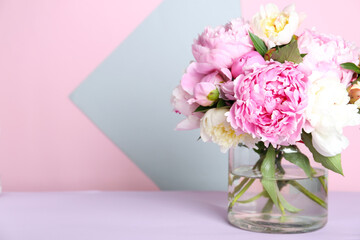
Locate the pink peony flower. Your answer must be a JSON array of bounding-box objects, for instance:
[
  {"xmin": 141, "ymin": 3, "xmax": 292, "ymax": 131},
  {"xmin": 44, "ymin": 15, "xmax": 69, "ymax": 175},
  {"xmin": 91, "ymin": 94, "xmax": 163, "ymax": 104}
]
[
  {"xmin": 231, "ymin": 51, "xmax": 266, "ymax": 78},
  {"xmin": 171, "ymin": 85, "xmax": 203, "ymax": 130},
  {"xmin": 227, "ymin": 61, "xmax": 309, "ymax": 146},
  {"xmin": 181, "ymin": 62, "xmax": 215, "ymax": 95},
  {"xmin": 181, "ymin": 62, "xmax": 231, "ymax": 101},
  {"xmin": 192, "ymin": 18, "xmax": 254, "ymax": 69},
  {"xmin": 219, "ymin": 81, "xmax": 236, "ymax": 101},
  {"xmin": 298, "ymin": 29, "xmax": 359, "ymax": 85}
]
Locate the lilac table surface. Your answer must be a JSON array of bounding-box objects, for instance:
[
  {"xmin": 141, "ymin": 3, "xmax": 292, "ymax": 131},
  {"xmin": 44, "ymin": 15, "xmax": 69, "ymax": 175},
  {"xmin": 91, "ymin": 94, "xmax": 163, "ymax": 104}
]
[{"xmin": 0, "ymin": 191, "xmax": 359, "ymax": 240}]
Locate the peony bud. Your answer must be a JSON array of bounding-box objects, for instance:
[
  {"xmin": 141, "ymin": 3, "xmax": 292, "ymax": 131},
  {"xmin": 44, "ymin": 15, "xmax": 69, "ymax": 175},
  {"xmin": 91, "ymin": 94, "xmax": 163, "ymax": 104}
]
[
  {"xmin": 349, "ymin": 88, "xmax": 360, "ymax": 104},
  {"xmin": 348, "ymin": 83, "xmax": 360, "ymax": 104},
  {"xmin": 193, "ymin": 82, "xmax": 218, "ymax": 106},
  {"xmin": 207, "ymin": 88, "xmax": 219, "ymax": 101}
]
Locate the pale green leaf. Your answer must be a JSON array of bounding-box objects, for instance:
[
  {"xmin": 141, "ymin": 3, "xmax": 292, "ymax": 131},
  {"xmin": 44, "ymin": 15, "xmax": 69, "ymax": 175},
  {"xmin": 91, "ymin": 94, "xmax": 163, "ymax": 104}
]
[
  {"xmin": 301, "ymin": 132, "xmax": 343, "ymax": 175},
  {"xmin": 271, "ymin": 40, "xmax": 303, "ymax": 64},
  {"xmin": 277, "ymin": 191, "xmax": 301, "ymax": 213},
  {"xmin": 282, "ymin": 145, "xmax": 313, "ymax": 178},
  {"xmin": 260, "ymin": 146, "xmax": 279, "ymax": 207}
]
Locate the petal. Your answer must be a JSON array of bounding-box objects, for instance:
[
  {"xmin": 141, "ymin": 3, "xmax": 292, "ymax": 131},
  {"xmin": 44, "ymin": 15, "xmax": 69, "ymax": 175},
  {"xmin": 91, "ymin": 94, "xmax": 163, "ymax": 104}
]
[
  {"xmin": 176, "ymin": 115, "xmax": 201, "ymax": 130},
  {"xmin": 282, "ymin": 3, "xmax": 295, "ymax": 14},
  {"xmin": 312, "ymin": 131, "xmax": 348, "ymax": 157}
]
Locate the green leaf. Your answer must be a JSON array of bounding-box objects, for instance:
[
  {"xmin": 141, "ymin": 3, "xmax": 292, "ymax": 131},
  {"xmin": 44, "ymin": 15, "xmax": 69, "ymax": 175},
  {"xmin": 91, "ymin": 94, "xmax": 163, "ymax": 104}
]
[
  {"xmin": 271, "ymin": 40, "xmax": 303, "ymax": 64},
  {"xmin": 300, "ymin": 53, "xmax": 307, "ymax": 58},
  {"xmin": 282, "ymin": 145, "xmax": 313, "ymax": 178},
  {"xmin": 260, "ymin": 146, "xmax": 279, "ymax": 207},
  {"xmin": 194, "ymin": 105, "xmax": 215, "ymax": 113},
  {"xmin": 261, "ymin": 145, "xmax": 302, "ymax": 213},
  {"xmin": 261, "ymin": 199, "xmax": 274, "ymax": 213},
  {"xmin": 277, "ymin": 191, "xmax": 301, "ymax": 213},
  {"xmin": 301, "ymin": 132, "xmax": 343, "ymax": 175},
  {"xmin": 261, "ymin": 146, "xmax": 276, "ymax": 178},
  {"xmin": 216, "ymin": 98, "xmax": 226, "ymax": 108},
  {"xmin": 340, "ymin": 62, "xmax": 360, "ymax": 74},
  {"xmin": 249, "ymin": 31, "xmax": 267, "ymax": 57}
]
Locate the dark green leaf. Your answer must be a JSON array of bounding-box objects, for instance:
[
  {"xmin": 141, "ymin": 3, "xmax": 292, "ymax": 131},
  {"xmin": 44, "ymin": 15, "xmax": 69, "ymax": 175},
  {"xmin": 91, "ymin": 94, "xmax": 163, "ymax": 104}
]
[
  {"xmin": 249, "ymin": 31, "xmax": 267, "ymax": 57},
  {"xmin": 351, "ymin": 76, "xmax": 360, "ymax": 86},
  {"xmin": 194, "ymin": 105, "xmax": 215, "ymax": 113},
  {"xmin": 301, "ymin": 132, "xmax": 343, "ymax": 175},
  {"xmin": 340, "ymin": 62, "xmax": 360, "ymax": 74},
  {"xmin": 271, "ymin": 40, "xmax": 303, "ymax": 64},
  {"xmin": 282, "ymin": 145, "xmax": 313, "ymax": 178},
  {"xmin": 254, "ymin": 141, "xmax": 266, "ymax": 154},
  {"xmin": 300, "ymin": 53, "xmax": 307, "ymax": 58},
  {"xmin": 216, "ymin": 98, "xmax": 226, "ymax": 108}
]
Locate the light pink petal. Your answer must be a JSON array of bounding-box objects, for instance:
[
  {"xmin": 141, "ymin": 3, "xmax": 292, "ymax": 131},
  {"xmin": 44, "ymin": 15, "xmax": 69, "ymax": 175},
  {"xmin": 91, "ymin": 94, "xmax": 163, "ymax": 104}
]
[{"xmin": 175, "ymin": 115, "xmax": 201, "ymax": 130}]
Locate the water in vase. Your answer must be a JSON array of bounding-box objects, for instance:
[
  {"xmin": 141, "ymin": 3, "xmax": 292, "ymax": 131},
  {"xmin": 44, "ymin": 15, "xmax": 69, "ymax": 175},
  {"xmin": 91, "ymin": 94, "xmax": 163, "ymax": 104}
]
[{"xmin": 228, "ymin": 165, "xmax": 327, "ymax": 233}]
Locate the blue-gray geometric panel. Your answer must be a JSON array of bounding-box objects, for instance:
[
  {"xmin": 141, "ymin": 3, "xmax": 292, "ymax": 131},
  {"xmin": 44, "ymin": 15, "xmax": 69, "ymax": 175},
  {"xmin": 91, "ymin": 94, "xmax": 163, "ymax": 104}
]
[{"xmin": 70, "ymin": 0, "xmax": 241, "ymax": 190}]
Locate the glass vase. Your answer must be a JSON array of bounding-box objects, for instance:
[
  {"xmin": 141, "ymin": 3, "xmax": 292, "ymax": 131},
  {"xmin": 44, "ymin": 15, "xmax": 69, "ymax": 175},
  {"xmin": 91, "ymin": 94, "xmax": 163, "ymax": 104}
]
[{"xmin": 228, "ymin": 145, "xmax": 328, "ymax": 233}]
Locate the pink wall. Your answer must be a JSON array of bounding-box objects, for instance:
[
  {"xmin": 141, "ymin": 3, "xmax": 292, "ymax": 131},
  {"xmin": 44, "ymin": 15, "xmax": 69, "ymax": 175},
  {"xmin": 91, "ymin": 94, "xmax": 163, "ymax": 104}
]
[
  {"xmin": 0, "ymin": 0, "xmax": 161, "ymax": 191},
  {"xmin": 0, "ymin": 0, "xmax": 359, "ymax": 191},
  {"xmin": 242, "ymin": 0, "xmax": 360, "ymax": 191}
]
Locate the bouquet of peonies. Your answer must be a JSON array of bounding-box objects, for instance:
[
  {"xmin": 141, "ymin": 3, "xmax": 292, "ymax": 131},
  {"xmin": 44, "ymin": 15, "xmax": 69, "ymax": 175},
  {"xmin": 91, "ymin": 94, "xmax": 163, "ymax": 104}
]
[
  {"xmin": 171, "ymin": 4, "xmax": 360, "ymax": 217},
  {"xmin": 172, "ymin": 3, "xmax": 360, "ymax": 172}
]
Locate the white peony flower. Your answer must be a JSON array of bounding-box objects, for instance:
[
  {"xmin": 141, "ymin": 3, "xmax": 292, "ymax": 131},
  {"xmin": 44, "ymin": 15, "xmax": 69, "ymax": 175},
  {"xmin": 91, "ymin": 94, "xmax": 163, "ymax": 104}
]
[
  {"xmin": 251, "ymin": 3, "xmax": 304, "ymax": 48},
  {"xmin": 354, "ymin": 99, "xmax": 360, "ymax": 108},
  {"xmin": 200, "ymin": 108, "xmax": 257, "ymax": 153},
  {"xmin": 305, "ymin": 74, "xmax": 360, "ymax": 156}
]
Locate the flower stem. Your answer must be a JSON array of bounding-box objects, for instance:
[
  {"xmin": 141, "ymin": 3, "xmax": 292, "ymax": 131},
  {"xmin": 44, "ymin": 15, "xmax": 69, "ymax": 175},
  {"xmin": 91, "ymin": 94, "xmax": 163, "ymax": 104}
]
[
  {"xmin": 318, "ymin": 176, "xmax": 328, "ymax": 194},
  {"xmin": 229, "ymin": 177, "xmax": 249, "ymax": 199},
  {"xmin": 275, "ymin": 151, "xmax": 285, "ymax": 174},
  {"xmin": 289, "ymin": 180, "xmax": 327, "ymax": 209},
  {"xmin": 237, "ymin": 191, "xmax": 266, "ymax": 204},
  {"xmin": 278, "ymin": 201, "xmax": 288, "ymax": 222},
  {"xmin": 252, "ymin": 157, "xmax": 264, "ymax": 171},
  {"xmin": 230, "ymin": 178, "xmax": 255, "ymax": 208}
]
